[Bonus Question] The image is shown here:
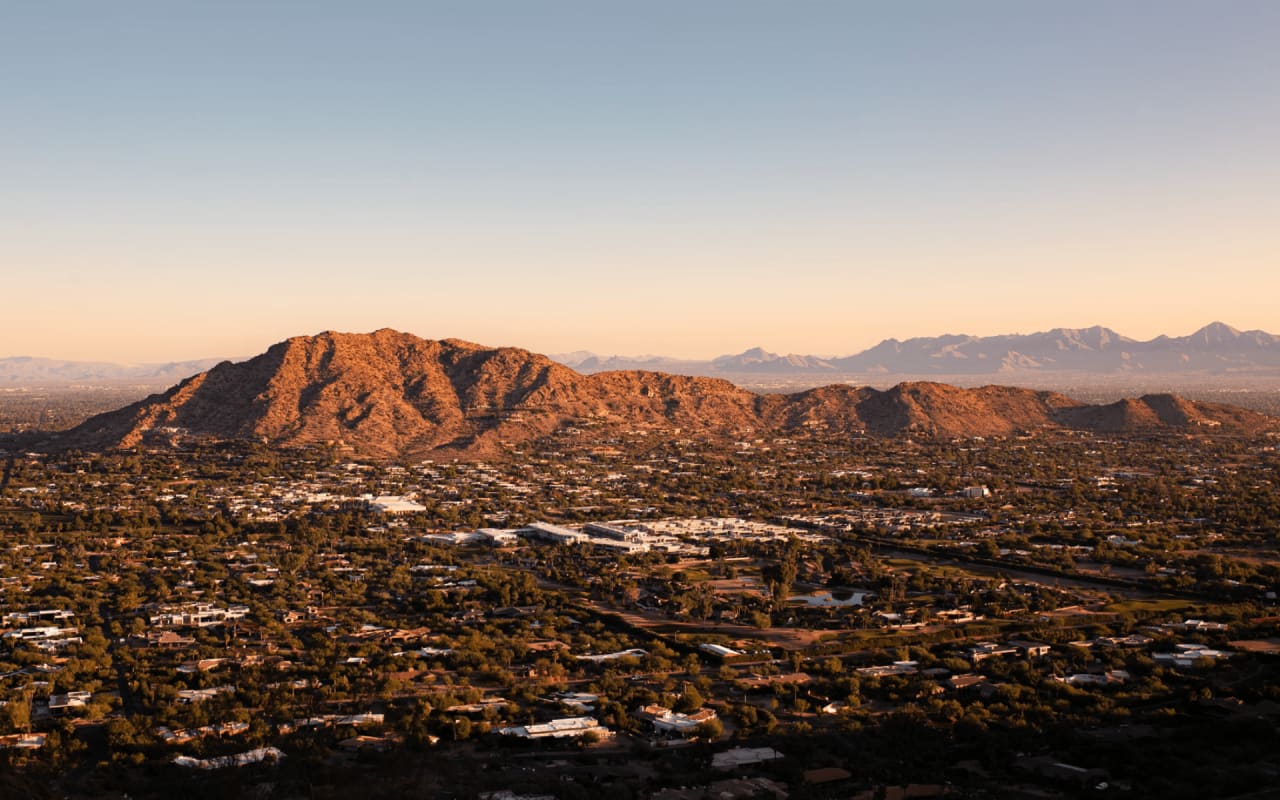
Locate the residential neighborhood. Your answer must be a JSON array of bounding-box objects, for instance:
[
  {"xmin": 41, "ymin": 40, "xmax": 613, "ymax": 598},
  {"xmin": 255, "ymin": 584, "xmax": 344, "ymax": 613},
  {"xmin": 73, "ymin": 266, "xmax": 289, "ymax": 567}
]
[{"xmin": 0, "ymin": 426, "xmax": 1277, "ymax": 798}]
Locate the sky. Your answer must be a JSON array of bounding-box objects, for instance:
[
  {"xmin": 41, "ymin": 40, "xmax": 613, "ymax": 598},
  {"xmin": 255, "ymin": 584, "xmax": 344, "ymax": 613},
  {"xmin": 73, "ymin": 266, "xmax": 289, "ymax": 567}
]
[{"xmin": 2, "ymin": 1, "xmax": 1278, "ymax": 362}]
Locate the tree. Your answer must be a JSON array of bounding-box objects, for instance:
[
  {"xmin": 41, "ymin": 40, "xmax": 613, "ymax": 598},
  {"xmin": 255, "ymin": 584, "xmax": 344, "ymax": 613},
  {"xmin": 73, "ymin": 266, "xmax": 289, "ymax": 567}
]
[
  {"xmin": 0, "ymin": 691, "xmax": 31, "ymax": 734},
  {"xmin": 674, "ymin": 686, "xmax": 704, "ymax": 713},
  {"xmin": 693, "ymin": 717, "xmax": 723, "ymax": 740},
  {"xmin": 768, "ymin": 542, "xmax": 801, "ymax": 609}
]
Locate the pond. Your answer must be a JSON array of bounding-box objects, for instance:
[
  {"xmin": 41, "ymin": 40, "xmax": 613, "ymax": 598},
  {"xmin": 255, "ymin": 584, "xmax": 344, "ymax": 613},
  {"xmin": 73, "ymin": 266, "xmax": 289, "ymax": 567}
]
[{"xmin": 790, "ymin": 589, "xmax": 870, "ymax": 607}]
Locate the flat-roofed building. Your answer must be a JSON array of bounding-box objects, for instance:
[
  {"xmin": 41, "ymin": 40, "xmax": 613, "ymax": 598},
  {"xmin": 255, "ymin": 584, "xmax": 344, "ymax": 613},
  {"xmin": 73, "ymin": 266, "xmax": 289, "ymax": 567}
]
[
  {"xmin": 498, "ymin": 716, "xmax": 610, "ymax": 740},
  {"xmin": 521, "ymin": 522, "xmax": 589, "ymax": 544}
]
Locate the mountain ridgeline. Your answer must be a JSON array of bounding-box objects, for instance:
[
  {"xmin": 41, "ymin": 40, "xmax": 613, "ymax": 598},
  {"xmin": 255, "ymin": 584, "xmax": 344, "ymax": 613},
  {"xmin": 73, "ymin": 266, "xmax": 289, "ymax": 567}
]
[
  {"xmin": 51, "ymin": 330, "xmax": 1276, "ymax": 458},
  {"xmin": 558, "ymin": 322, "xmax": 1280, "ymax": 377},
  {"xmin": 0, "ymin": 356, "xmax": 230, "ymax": 386},
  {"xmin": 8, "ymin": 322, "xmax": 1279, "ymax": 388}
]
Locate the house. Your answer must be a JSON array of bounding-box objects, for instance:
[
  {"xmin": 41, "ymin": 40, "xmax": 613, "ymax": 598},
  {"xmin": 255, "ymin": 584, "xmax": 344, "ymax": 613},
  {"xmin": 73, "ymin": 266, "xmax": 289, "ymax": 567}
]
[
  {"xmin": 1009, "ymin": 640, "xmax": 1052, "ymax": 658},
  {"xmin": 148, "ymin": 603, "xmax": 249, "ymax": 629},
  {"xmin": 1181, "ymin": 619, "xmax": 1229, "ymax": 632},
  {"xmin": 545, "ymin": 692, "xmax": 598, "ymax": 713},
  {"xmin": 337, "ymin": 733, "xmax": 403, "ymax": 753},
  {"xmin": 1088, "ymin": 634, "xmax": 1153, "ymax": 649},
  {"xmin": 946, "ymin": 674, "xmax": 985, "ymax": 692},
  {"xmin": 857, "ymin": 661, "xmax": 918, "ymax": 677},
  {"xmin": 1, "ymin": 609, "xmax": 73, "ymax": 625},
  {"xmin": 3, "ymin": 625, "xmax": 78, "ymax": 642},
  {"xmin": 934, "ymin": 609, "xmax": 981, "ymax": 625},
  {"xmin": 1154, "ymin": 644, "xmax": 1234, "ymax": 668},
  {"xmin": 498, "ymin": 716, "xmax": 610, "ymax": 740},
  {"xmin": 1053, "ymin": 670, "xmax": 1129, "ymax": 687},
  {"xmin": 0, "ymin": 733, "xmax": 47, "ymax": 750},
  {"xmin": 365, "ymin": 495, "xmax": 427, "ymax": 515},
  {"xmin": 447, "ymin": 698, "xmax": 513, "ymax": 714},
  {"xmin": 129, "ymin": 630, "xmax": 197, "ymax": 649},
  {"xmin": 699, "ymin": 643, "xmax": 743, "ymax": 659},
  {"xmin": 635, "ymin": 704, "xmax": 718, "ymax": 736},
  {"xmin": 177, "ymin": 686, "xmax": 235, "ymax": 703},
  {"xmin": 156, "ymin": 721, "xmax": 250, "ymax": 745},
  {"xmin": 48, "ymin": 691, "xmax": 92, "ymax": 714},
  {"xmin": 738, "ymin": 672, "xmax": 811, "ymax": 689},
  {"xmin": 967, "ymin": 642, "xmax": 1019, "ymax": 663},
  {"xmin": 711, "ymin": 746, "xmax": 784, "ymax": 770}
]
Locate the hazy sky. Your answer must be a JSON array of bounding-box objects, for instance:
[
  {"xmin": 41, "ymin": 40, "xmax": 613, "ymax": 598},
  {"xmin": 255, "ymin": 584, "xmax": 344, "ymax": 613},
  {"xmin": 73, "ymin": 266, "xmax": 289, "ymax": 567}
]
[{"xmin": 3, "ymin": 1, "xmax": 1278, "ymax": 362}]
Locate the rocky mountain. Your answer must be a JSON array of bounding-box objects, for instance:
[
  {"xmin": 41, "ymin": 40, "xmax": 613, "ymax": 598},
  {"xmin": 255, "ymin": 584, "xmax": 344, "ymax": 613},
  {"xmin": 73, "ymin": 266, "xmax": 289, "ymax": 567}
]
[
  {"xmin": 46, "ymin": 330, "xmax": 1275, "ymax": 459},
  {"xmin": 831, "ymin": 326, "xmax": 1131, "ymax": 374},
  {"xmin": 711, "ymin": 348, "xmax": 837, "ymax": 373},
  {"xmin": 833, "ymin": 322, "xmax": 1280, "ymax": 375},
  {"xmin": 555, "ymin": 323, "xmax": 1280, "ymax": 378},
  {"xmin": 552, "ymin": 352, "xmax": 712, "ymax": 373}
]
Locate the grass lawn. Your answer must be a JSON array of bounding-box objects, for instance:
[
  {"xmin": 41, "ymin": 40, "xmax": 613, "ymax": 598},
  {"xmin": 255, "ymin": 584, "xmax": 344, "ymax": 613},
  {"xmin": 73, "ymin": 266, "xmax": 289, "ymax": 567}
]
[{"xmin": 1103, "ymin": 598, "xmax": 1196, "ymax": 614}]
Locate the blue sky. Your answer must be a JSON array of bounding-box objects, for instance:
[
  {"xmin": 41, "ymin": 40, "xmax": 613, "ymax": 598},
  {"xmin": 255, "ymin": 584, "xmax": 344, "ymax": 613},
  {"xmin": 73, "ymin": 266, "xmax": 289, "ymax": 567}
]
[{"xmin": 3, "ymin": 1, "xmax": 1278, "ymax": 360}]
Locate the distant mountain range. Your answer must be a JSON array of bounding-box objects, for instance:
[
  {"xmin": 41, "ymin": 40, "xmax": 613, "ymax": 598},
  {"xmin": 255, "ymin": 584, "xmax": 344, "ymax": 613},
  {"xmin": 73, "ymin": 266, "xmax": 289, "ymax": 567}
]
[
  {"xmin": 42, "ymin": 330, "xmax": 1276, "ymax": 460},
  {"xmin": 7, "ymin": 322, "xmax": 1277, "ymax": 390},
  {"xmin": 553, "ymin": 322, "xmax": 1280, "ymax": 378},
  {"xmin": 0, "ymin": 356, "xmax": 231, "ymax": 386}
]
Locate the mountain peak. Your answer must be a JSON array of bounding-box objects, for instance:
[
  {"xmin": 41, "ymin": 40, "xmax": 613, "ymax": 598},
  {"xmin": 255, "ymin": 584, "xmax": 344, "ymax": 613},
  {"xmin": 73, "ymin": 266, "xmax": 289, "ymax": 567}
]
[
  {"xmin": 711, "ymin": 347, "xmax": 835, "ymax": 373},
  {"xmin": 1190, "ymin": 321, "xmax": 1241, "ymax": 343},
  {"xmin": 1040, "ymin": 325, "xmax": 1127, "ymax": 349}
]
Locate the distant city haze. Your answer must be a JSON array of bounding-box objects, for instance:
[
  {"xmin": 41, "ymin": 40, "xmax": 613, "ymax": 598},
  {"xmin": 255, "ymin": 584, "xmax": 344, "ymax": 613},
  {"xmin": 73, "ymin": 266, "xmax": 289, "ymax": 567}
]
[{"xmin": 3, "ymin": 2, "xmax": 1278, "ymax": 361}]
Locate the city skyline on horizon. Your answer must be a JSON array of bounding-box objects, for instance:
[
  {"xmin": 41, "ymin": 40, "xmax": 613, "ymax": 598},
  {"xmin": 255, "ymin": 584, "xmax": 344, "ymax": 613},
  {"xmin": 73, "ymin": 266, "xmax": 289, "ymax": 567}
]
[{"xmin": 4, "ymin": 2, "xmax": 1278, "ymax": 362}]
